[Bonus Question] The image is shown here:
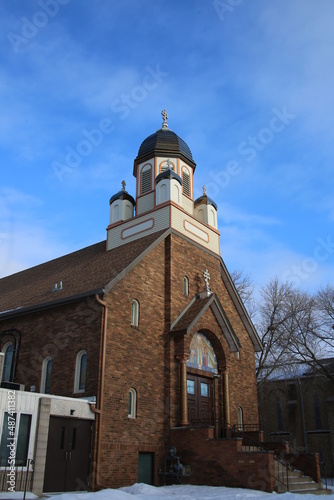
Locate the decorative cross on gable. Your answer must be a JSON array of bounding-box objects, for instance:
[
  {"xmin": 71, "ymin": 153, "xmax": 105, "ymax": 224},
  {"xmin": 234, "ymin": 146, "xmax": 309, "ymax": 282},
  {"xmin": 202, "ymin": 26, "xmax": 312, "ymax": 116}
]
[
  {"xmin": 121, "ymin": 180, "xmax": 126, "ymax": 190},
  {"xmin": 203, "ymin": 269, "xmax": 211, "ymax": 292},
  {"xmin": 161, "ymin": 109, "xmax": 168, "ymax": 129},
  {"xmin": 167, "ymin": 158, "xmax": 172, "ymax": 170}
]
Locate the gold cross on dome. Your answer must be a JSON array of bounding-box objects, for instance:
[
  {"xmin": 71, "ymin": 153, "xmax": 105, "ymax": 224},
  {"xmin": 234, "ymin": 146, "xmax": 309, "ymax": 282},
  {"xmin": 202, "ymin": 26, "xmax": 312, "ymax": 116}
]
[
  {"xmin": 121, "ymin": 180, "xmax": 126, "ymax": 190},
  {"xmin": 203, "ymin": 269, "xmax": 211, "ymax": 291},
  {"xmin": 161, "ymin": 109, "xmax": 168, "ymax": 128}
]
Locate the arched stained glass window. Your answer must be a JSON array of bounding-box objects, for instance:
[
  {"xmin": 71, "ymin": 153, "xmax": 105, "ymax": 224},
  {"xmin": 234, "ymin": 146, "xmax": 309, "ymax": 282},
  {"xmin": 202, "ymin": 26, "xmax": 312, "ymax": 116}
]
[{"xmin": 187, "ymin": 333, "xmax": 218, "ymax": 374}]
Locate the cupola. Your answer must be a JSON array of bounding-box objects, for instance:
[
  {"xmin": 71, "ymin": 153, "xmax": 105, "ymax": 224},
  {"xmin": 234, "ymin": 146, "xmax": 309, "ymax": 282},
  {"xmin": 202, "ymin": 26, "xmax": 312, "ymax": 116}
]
[
  {"xmin": 194, "ymin": 186, "xmax": 218, "ymax": 229},
  {"xmin": 133, "ymin": 111, "xmax": 196, "ymax": 178},
  {"xmin": 155, "ymin": 159, "xmax": 183, "ymax": 206},
  {"xmin": 109, "ymin": 181, "xmax": 135, "ymax": 225},
  {"xmin": 133, "ymin": 110, "xmax": 196, "ymax": 216}
]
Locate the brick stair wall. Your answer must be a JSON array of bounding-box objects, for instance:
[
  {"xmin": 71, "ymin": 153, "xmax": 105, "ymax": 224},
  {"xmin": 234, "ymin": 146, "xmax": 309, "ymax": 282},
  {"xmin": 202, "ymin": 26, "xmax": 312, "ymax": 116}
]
[{"xmin": 170, "ymin": 427, "xmax": 276, "ymax": 492}]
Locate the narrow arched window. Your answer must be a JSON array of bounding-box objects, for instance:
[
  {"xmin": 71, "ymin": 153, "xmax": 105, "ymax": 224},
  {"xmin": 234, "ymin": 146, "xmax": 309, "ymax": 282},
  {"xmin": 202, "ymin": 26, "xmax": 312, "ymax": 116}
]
[
  {"xmin": 237, "ymin": 406, "xmax": 243, "ymax": 430},
  {"xmin": 2, "ymin": 343, "xmax": 14, "ymax": 382},
  {"xmin": 128, "ymin": 388, "xmax": 137, "ymax": 418},
  {"xmin": 131, "ymin": 299, "xmax": 139, "ymax": 327},
  {"xmin": 277, "ymin": 397, "xmax": 283, "ymax": 431},
  {"xmin": 74, "ymin": 351, "xmax": 87, "ymax": 393},
  {"xmin": 183, "ymin": 276, "xmax": 189, "ymax": 296},
  {"xmin": 41, "ymin": 357, "xmax": 52, "ymax": 394},
  {"xmin": 314, "ymin": 394, "xmax": 322, "ymax": 429}
]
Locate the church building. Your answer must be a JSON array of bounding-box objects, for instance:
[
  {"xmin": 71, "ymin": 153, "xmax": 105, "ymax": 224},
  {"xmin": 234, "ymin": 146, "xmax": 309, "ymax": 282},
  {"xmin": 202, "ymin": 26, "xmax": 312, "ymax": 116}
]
[{"xmin": 0, "ymin": 111, "xmax": 278, "ymax": 494}]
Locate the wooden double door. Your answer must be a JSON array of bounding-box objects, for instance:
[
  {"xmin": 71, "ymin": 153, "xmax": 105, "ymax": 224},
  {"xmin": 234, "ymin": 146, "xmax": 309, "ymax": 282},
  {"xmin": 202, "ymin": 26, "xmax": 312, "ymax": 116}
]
[
  {"xmin": 187, "ymin": 374, "xmax": 213, "ymax": 426},
  {"xmin": 43, "ymin": 416, "xmax": 92, "ymax": 493}
]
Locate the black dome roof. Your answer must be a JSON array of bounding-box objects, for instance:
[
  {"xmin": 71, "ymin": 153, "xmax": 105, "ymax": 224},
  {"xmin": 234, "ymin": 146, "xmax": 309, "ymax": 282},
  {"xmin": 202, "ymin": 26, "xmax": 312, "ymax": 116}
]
[
  {"xmin": 109, "ymin": 189, "xmax": 135, "ymax": 206},
  {"xmin": 194, "ymin": 194, "xmax": 217, "ymax": 211},
  {"xmin": 155, "ymin": 168, "xmax": 183, "ymax": 185},
  {"xmin": 133, "ymin": 128, "xmax": 196, "ymax": 176}
]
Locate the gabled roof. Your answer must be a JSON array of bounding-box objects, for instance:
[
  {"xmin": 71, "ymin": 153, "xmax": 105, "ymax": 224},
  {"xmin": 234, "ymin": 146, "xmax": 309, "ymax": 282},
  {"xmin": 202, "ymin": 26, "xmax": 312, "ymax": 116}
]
[
  {"xmin": 170, "ymin": 293, "xmax": 241, "ymax": 353},
  {"xmin": 0, "ymin": 230, "xmax": 168, "ymax": 319},
  {"xmin": 0, "ymin": 227, "xmax": 262, "ymax": 354}
]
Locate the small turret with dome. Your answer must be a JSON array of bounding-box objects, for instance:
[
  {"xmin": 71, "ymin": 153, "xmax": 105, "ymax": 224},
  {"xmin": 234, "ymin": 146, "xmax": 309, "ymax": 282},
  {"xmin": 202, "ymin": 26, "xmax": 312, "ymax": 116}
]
[
  {"xmin": 109, "ymin": 180, "xmax": 135, "ymax": 225},
  {"xmin": 194, "ymin": 185, "xmax": 218, "ymax": 229}
]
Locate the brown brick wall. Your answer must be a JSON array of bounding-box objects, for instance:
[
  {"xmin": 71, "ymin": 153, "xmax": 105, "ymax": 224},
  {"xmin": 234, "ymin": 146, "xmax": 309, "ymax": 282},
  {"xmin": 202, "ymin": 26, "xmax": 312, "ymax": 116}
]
[
  {"xmin": 0, "ymin": 232, "xmax": 261, "ymax": 489},
  {"xmin": 0, "ymin": 298, "xmax": 102, "ymax": 397},
  {"xmin": 170, "ymin": 233, "xmax": 259, "ymax": 427},
  {"xmin": 98, "ymin": 240, "xmax": 167, "ymax": 487}
]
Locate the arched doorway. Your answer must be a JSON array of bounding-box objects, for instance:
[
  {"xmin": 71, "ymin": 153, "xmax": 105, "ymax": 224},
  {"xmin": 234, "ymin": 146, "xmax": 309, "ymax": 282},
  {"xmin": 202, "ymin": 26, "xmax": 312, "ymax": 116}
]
[{"xmin": 186, "ymin": 332, "xmax": 218, "ymax": 426}]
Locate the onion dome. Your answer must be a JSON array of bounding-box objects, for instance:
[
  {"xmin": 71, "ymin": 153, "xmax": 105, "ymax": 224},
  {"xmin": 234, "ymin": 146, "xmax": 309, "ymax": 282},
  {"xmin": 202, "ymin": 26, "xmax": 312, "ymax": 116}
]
[
  {"xmin": 133, "ymin": 110, "xmax": 196, "ymax": 176},
  {"xmin": 155, "ymin": 167, "xmax": 183, "ymax": 186},
  {"xmin": 109, "ymin": 181, "xmax": 135, "ymax": 206},
  {"xmin": 194, "ymin": 186, "xmax": 217, "ymax": 211}
]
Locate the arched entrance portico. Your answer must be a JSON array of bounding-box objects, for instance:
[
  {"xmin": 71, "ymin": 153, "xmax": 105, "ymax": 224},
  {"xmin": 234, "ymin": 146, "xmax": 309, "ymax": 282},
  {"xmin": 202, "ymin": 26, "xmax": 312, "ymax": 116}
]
[
  {"xmin": 176, "ymin": 330, "xmax": 229, "ymax": 434},
  {"xmin": 186, "ymin": 332, "xmax": 218, "ymax": 427}
]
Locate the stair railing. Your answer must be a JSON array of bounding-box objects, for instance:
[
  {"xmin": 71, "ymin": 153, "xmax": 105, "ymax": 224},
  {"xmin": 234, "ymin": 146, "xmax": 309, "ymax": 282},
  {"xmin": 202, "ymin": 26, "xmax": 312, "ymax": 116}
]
[{"xmin": 219, "ymin": 420, "xmax": 291, "ymax": 492}]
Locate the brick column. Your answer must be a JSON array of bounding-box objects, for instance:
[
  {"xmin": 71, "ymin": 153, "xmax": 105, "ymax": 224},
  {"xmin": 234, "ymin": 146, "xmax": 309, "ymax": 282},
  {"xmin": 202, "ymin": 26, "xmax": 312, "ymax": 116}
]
[
  {"xmin": 32, "ymin": 398, "xmax": 51, "ymax": 496},
  {"xmin": 177, "ymin": 354, "xmax": 189, "ymax": 426},
  {"xmin": 223, "ymin": 370, "xmax": 230, "ymax": 426}
]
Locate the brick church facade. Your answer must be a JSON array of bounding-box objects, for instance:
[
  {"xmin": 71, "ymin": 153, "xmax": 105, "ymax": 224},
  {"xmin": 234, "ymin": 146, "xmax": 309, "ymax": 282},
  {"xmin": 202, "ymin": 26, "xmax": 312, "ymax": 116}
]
[{"xmin": 0, "ymin": 112, "xmax": 275, "ymax": 493}]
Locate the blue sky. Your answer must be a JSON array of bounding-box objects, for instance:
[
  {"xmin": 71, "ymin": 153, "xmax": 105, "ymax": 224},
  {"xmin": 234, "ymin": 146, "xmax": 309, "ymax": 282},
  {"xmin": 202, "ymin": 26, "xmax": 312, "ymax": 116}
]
[{"xmin": 1, "ymin": 0, "xmax": 334, "ymax": 294}]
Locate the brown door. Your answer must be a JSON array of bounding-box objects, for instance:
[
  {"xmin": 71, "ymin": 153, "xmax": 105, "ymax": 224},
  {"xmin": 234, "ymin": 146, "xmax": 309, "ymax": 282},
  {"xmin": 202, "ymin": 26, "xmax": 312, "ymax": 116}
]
[
  {"xmin": 187, "ymin": 374, "xmax": 213, "ymax": 426},
  {"xmin": 43, "ymin": 417, "xmax": 92, "ymax": 493}
]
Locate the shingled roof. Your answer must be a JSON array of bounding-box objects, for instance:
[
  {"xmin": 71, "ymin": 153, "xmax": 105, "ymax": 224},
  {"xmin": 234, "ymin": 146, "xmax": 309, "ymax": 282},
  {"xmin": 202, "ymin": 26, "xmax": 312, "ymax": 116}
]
[
  {"xmin": 170, "ymin": 293, "xmax": 241, "ymax": 353},
  {"xmin": 0, "ymin": 230, "xmax": 168, "ymax": 318}
]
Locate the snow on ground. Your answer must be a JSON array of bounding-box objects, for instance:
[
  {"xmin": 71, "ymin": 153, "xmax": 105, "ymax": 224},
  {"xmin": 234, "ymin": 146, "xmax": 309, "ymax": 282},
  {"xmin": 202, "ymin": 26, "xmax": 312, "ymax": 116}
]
[{"xmin": 0, "ymin": 483, "xmax": 333, "ymax": 500}]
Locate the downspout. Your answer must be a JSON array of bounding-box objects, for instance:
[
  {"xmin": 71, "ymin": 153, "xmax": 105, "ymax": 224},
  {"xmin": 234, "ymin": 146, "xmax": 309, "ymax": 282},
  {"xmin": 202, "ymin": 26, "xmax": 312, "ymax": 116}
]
[
  {"xmin": 297, "ymin": 378, "xmax": 308, "ymax": 452},
  {"xmin": 90, "ymin": 293, "xmax": 108, "ymax": 489}
]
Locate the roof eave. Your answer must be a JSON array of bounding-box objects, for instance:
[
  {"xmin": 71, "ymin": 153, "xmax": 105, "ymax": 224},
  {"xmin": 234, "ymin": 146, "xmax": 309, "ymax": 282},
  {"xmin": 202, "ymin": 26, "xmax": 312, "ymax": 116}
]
[
  {"xmin": 133, "ymin": 151, "xmax": 196, "ymax": 177},
  {"xmin": 0, "ymin": 287, "xmax": 104, "ymax": 321}
]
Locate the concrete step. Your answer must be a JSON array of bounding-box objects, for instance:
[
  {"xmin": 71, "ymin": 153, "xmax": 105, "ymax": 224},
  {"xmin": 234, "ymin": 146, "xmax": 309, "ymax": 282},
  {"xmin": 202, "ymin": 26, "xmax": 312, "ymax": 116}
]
[{"xmin": 289, "ymin": 486, "xmax": 332, "ymax": 495}]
